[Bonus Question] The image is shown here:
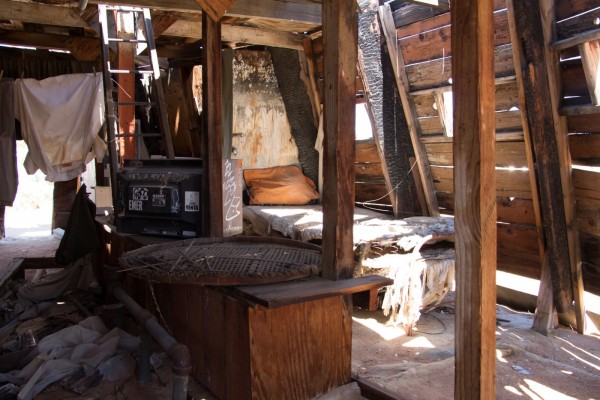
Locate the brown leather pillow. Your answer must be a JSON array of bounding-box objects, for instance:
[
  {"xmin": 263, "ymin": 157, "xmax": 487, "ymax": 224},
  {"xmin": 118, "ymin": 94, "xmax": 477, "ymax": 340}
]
[{"xmin": 243, "ymin": 165, "xmax": 319, "ymax": 205}]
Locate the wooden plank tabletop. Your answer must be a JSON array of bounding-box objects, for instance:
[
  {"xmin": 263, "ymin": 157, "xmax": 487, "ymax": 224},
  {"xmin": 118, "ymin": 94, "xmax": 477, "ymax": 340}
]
[{"xmin": 234, "ymin": 275, "xmax": 393, "ymax": 308}]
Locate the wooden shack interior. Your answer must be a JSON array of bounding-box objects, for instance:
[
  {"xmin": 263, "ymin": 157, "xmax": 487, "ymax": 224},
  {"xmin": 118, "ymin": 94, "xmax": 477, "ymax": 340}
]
[{"xmin": 1, "ymin": 0, "xmax": 600, "ymax": 399}]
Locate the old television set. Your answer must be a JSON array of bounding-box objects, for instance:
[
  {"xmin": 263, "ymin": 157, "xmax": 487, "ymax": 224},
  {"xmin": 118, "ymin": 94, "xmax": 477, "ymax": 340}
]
[{"xmin": 116, "ymin": 158, "xmax": 203, "ymax": 237}]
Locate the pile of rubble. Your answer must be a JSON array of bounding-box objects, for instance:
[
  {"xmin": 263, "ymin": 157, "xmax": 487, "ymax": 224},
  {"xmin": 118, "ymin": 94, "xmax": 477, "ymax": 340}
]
[{"xmin": 0, "ymin": 258, "xmax": 172, "ymax": 400}]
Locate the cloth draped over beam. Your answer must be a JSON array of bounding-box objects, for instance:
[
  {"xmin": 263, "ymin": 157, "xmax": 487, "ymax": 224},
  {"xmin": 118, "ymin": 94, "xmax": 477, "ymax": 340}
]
[
  {"xmin": 14, "ymin": 73, "xmax": 106, "ymax": 182},
  {"xmin": 0, "ymin": 78, "xmax": 18, "ymax": 207}
]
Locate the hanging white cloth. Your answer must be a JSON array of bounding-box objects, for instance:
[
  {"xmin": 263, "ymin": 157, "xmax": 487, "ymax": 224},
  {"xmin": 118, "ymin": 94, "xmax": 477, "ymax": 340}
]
[
  {"xmin": 14, "ymin": 73, "xmax": 106, "ymax": 182},
  {"xmin": 0, "ymin": 78, "xmax": 18, "ymax": 206}
]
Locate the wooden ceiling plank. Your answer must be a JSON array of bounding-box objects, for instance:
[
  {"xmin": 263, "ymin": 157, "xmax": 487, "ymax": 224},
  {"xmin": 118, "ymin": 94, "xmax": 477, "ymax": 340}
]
[
  {"xmin": 86, "ymin": 0, "xmax": 321, "ymax": 24},
  {"xmin": 162, "ymin": 19, "xmax": 306, "ymax": 49},
  {"xmin": 0, "ymin": 0, "xmax": 87, "ymax": 28}
]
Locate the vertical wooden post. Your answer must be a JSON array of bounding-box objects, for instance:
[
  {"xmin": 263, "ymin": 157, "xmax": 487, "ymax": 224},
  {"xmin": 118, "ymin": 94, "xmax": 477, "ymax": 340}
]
[
  {"xmin": 509, "ymin": 0, "xmax": 585, "ymax": 333},
  {"xmin": 506, "ymin": 0, "xmax": 552, "ymax": 333},
  {"xmin": 201, "ymin": 13, "xmax": 224, "ymax": 237},
  {"xmin": 452, "ymin": 0, "xmax": 497, "ymax": 398},
  {"xmin": 321, "ymin": 0, "xmax": 357, "ymax": 280},
  {"xmin": 116, "ymin": 10, "xmax": 136, "ymax": 161}
]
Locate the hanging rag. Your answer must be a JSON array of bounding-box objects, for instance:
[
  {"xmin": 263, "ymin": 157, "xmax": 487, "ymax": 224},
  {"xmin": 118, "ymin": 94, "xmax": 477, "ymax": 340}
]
[
  {"xmin": 0, "ymin": 78, "xmax": 18, "ymax": 206},
  {"xmin": 14, "ymin": 73, "xmax": 106, "ymax": 182}
]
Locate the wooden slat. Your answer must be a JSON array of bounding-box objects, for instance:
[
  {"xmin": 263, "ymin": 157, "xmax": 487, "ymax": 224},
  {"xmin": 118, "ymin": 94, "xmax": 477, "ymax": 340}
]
[
  {"xmin": 355, "ymin": 140, "xmax": 381, "ymax": 163},
  {"xmin": 497, "ymin": 224, "xmax": 541, "ymax": 280},
  {"xmin": 577, "ymin": 198, "xmax": 600, "ymax": 236},
  {"xmin": 425, "ymin": 141, "xmax": 528, "ymax": 167},
  {"xmin": 557, "ymin": 8, "xmax": 600, "ymax": 41},
  {"xmin": 187, "ymin": 287, "xmax": 205, "ymax": 380},
  {"xmin": 355, "ymin": 183, "xmax": 392, "ymax": 206},
  {"xmin": 379, "ymin": 4, "xmax": 440, "ymax": 216},
  {"xmin": 223, "ymin": 294, "xmax": 251, "ymax": 399},
  {"xmin": 556, "ymin": 0, "xmax": 599, "ymax": 21},
  {"xmin": 321, "ymin": 0, "xmax": 357, "ymax": 280},
  {"xmin": 581, "ymin": 233, "xmax": 600, "ymax": 295},
  {"xmin": 561, "ymin": 60, "xmax": 589, "ymax": 98},
  {"xmin": 569, "ymin": 133, "xmax": 600, "ymax": 165},
  {"xmin": 511, "ymin": 0, "xmax": 585, "ymax": 333},
  {"xmin": 405, "ymin": 43, "xmax": 516, "ymax": 91},
  {"xmin": 355, "ymin": 162, "xmax": 384, "ymax": 180},
  {"xmin": 452, "ymin": 0, "xmax": 497, "ymax": 397},
  {"xmin": 398, "ymin": 9, "xmax": 511, "ymax": 65},
  {"xmin": 432, "ymin": 166, "xmax": 531, "ymax": 198},
  {"xmin": 552, "ymin": 27, "xmax": 600, "ymax": 52},
  {"xmin": 579, "ymin": 40, "xmax": 600, "ymax": 105},
  {"xmin": 234, "ymin": 275, "xmax": 393, "ymax": 308},
  {"xmin": 495, "ymin": 80, "xmax": 521, "ymax": 110},
  {"xmin": 568, "ymin": 113, "xmax": 600, "ymax": 133},
  {"xmin": 573, "ymin": 168, "xmax": 600, "ymax": 199},
  {"xmin": 439, "ymin": 193, "xmax": 537, "ymax": 225},
  {"xmin": 203, "ymin": 288, "xmax": 226, "ymax": 397},
  {"xmin": 201, "ymin": 14, "xmax": 224, "ymax": 236}
]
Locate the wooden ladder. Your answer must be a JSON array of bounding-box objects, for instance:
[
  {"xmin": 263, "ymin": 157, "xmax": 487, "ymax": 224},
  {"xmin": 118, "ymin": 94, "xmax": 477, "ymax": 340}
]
[{"xmin": 98, "ymin": 4, "xmax": 174, "ymax": 203}]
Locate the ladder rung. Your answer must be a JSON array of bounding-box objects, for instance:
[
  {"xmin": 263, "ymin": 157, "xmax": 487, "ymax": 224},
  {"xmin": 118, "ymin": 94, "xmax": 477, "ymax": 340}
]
[
  {"xmin": 114, "ymin": 101, "xmax": 158, "ymax": 106},
  {"xmin": 107, "ymin": 38, "xmax": 149, "ymax": 44},
  {"xmin": 103, "ymin": 6, "xmax": 144, "ymax": 13},
  {"xmin": 116, "ymin": 133, "xmax": 163, "ymax": 138},
  {"xmin": 108, "ymin": 69, "xmax": 154, "ymax": 75}
]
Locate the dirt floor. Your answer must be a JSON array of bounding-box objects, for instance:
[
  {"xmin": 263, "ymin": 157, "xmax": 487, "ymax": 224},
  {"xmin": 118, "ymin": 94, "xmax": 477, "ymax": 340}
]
[{"xmin": 352, "ymin": 294, "xmax": 600, "ymax": 400}]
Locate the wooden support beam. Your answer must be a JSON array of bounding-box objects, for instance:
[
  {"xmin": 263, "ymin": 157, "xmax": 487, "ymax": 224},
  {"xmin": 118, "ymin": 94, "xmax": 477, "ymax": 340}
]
[
  {"xmin": 162, "ymin": 20, "xmax": 307, "ymax": 50},
  {"xmin": 201, "ymin": 14, "xmax": 224, "ymax": 237},
  {"xmin": 506, "ymin": 0, "xmax": 551, "ymax": 334},
  {"xmin": 87, "ymin": 0, "xmax": 321, "ymax": 24},
  {"xmin": 378, "ymin": 4, "xmax": 440, "ymax": 217},
  {"xmin": 0, "ymin": 0, "xmax": 87, "ymax": 28},
  {"xmin": 551, "ymin": 27, "xmax": 600, "ymax": 52},
  {"xmin": 194, "ymin": 0, "xmax": 235, "ymax": 22},
  {"xmin": 510, "ymin": 0, "xmax": 585, "ymax": 333},
  {"xmin": 452, "ymin": 0, "xmax": 497, "ymax": 398},
  {"xmin": 579, "ymin": 40, "xmax": 600, "ymax": 106},
  {"xmin": 321, "ymin": 0, "xmax": 357, "ymax": 280}
]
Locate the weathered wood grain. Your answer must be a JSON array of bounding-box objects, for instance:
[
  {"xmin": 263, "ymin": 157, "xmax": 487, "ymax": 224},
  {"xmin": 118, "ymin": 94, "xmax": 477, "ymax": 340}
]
[
  {"xmin": 569, "ymin": 133, "xmax": 600, "ymax": 164},
  {"xmin": 398, "ymin": 9, "xmax": 511, "ymax": 65},
  {"xmin": 248, "ymin": 297, "xmax": 351, "ymax": 399},
  {"xmin": 425, "ymin": 140, "xmax": 528, "ymax": 167},
  {"xmin": 452, "ymin": 0, "xmax": 497, "ymax": 397},
  {"xmin": 512, "ymin": 0, "xmax": 585, "ymax": 332},
  {"xmin": 321, "ymin": 0, "xmax": 357, "ymax": 280},
  {"xmin": 201, "ymin": 14, "xmax": 224, "ymax": 236},
  {"xmin": 379, "ymin": 4, "xmax": 440, "ymax": 216},
  {"xmin": 432, "ymin": 166, "xmax": 531, "ymax": 198},
  {"xmin": 406, "ymin": 43, "xmax": 515, "ymax": 91}
]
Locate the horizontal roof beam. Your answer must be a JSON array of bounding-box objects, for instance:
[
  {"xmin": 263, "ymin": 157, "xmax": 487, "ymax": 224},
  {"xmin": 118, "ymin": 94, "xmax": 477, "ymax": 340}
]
[{"xmin": 86, "ymin": 0, "xmax": 321, "ymax": 24}]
